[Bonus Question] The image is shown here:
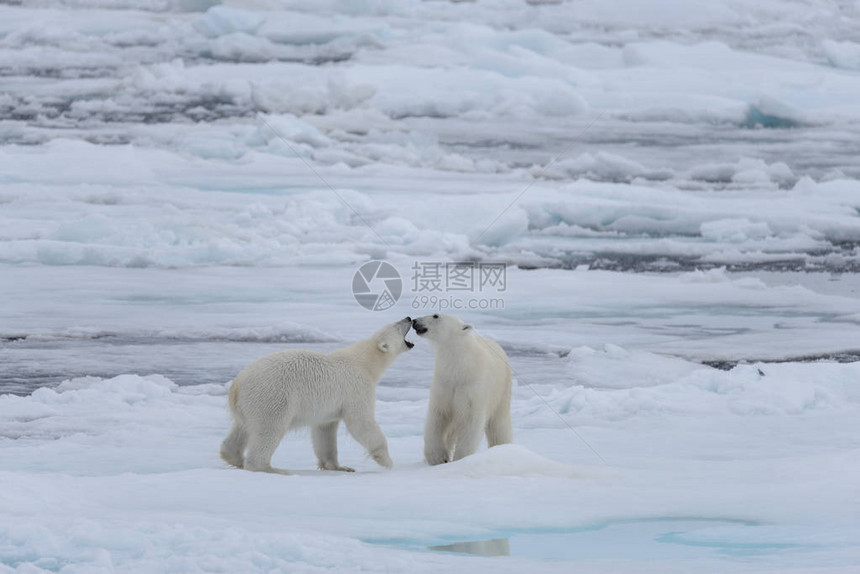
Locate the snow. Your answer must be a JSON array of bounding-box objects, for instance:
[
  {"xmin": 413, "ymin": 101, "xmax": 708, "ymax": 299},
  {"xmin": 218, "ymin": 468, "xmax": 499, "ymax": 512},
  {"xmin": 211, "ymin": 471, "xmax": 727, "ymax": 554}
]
[
  {"xmin": 2, "ymin": 0, "xmax": 860, "ymax": 571},
  {"xmin": 1, "ymin": 358, "xmax": 858, "ymax": 572}
]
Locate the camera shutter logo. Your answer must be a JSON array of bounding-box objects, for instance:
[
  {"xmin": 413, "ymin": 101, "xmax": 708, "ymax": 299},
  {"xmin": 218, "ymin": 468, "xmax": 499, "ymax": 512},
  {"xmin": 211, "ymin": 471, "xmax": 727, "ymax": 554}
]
[{"xmin": 352, "ymin": 261, "xmax": 402, "ymax": 311}]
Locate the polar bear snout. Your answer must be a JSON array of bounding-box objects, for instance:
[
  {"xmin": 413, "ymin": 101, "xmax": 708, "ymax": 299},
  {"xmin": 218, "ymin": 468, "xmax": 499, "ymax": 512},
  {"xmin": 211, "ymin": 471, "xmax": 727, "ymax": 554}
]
[
  {"xmin": 413, "ymin": 314, "xmax": 447, "ymax": 336},
  {"xmin": 412, "ymin": 318, "xmax": 428, "ymax": 335}
]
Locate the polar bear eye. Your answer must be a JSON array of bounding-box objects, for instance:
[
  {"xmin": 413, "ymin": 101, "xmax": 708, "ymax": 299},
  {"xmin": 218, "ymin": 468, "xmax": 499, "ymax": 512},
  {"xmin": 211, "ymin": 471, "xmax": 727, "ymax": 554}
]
[{"xmin": 433, "ymin": 314, "xmax": 439, "ymax": 319}]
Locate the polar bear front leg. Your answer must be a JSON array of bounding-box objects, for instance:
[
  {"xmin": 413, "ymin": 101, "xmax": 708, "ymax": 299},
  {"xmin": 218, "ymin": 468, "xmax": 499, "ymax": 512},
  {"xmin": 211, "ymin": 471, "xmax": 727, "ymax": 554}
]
[
  {"xmin": 424, "ymin": 408, "xmax": 452, "ymax": 465},
  {"xmin": 486, "ymin": 408, "xmax": 513, "ymax": 447},
  {"xmin": 452, "ymin": 416, "xmax": 485, "ymax": 461},
  {"xmin": 343, "ymin": 410, "xmax": 393, "ymax": 469},
  {"xmin": 312, "ymin": 420, "xmax": 354, "ymax": 472}
]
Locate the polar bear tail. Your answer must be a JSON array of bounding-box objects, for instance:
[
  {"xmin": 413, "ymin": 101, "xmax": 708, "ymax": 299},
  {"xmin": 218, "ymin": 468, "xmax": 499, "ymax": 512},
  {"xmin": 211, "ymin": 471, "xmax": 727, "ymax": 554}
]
[{"xmin": 227, "ymin": 380, "xmax": 241, "ymax": 418}]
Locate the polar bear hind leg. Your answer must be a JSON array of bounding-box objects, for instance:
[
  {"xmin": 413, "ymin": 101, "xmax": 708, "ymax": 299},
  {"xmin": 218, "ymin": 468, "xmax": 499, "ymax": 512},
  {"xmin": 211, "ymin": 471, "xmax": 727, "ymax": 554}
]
[
  {"xmin": 243, "ymin": 420, "xmax": 292, "ymax": 474},
  {"xmin": 220, "ymin": 422, "xmax": 248, "ymax": 468}
]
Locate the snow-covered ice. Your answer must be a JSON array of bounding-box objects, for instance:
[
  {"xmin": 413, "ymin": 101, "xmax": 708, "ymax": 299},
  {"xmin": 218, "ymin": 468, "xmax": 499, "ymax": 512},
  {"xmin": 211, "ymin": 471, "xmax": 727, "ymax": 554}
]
[
  {"xmin": 2, "ymin": 0, "xmax": 860, "ymax": 572},
  {"xmin": 1, "ymin": 355, "xmax": 858, "ymax": 572}
]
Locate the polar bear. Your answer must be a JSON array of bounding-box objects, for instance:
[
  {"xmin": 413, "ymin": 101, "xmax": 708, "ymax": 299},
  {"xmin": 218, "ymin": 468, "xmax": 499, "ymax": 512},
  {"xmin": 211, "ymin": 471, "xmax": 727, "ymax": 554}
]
[
  {"xmin": 220, "ymin": 317, "xmax": 414, "ymax": 474},
  {"xmin": 412, "ymin": 314, "xmax": 513, "ymax": 465}
]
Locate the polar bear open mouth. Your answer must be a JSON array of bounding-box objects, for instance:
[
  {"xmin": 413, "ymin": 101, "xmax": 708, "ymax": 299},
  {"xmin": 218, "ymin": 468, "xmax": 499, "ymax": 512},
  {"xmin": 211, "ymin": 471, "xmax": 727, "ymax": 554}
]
[{"xmin": 399, "ymin": 316, "xmax": 415, "ymax": 349}]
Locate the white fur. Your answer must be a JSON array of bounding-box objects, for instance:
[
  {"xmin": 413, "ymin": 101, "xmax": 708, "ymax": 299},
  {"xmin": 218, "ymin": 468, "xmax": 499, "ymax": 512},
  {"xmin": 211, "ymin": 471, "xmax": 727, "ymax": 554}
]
[
  {"xmin": 220, "ymin": 317, "xmax": 413, "ymax": 474},
  {"xmin": 413, "ymin": 314, "xmax": 513, "ymax": 465}
]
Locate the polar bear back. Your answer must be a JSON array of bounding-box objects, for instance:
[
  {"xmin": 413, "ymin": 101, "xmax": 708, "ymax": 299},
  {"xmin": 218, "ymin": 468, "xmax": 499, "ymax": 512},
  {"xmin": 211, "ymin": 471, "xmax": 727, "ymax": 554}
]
[{"xmin": 232, "ymin": 349, "xmax": 367, "ymax": 427}]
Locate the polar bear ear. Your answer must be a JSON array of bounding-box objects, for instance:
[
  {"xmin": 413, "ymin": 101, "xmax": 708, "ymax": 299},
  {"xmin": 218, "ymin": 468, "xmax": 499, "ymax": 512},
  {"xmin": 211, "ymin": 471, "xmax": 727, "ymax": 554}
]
[
  {"xmin": 378, "ymin": 340, "xmax": 390, "ymax": 353},
  {"xmin": 461, "ymin": 324, "xmax": 473, "ymax": 332}
]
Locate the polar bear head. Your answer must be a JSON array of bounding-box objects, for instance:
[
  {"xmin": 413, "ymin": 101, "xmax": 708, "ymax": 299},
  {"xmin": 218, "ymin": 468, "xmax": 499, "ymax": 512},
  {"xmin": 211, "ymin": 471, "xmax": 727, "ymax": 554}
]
[
  {"xmin": 371, "ymin": 316, "xmax": 415, "ymax": 355},
  {"xmin": 411, "ymin": 314, "xmax": 473, "ymax": 346}
]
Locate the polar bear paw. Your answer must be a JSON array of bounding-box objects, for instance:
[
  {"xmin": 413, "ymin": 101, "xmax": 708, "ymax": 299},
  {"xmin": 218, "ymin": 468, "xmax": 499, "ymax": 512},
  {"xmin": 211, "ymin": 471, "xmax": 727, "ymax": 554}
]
[
  {"xmin": 425, "ymin": 451, "xmax": 450, "ymax": 466},
  {"xmin": 318, "ymin": 462, "xmax": 356, "ymax": 472},
  {"xmin": 370, "ymin": 449, "xmax": 393, "ymax": 469}
]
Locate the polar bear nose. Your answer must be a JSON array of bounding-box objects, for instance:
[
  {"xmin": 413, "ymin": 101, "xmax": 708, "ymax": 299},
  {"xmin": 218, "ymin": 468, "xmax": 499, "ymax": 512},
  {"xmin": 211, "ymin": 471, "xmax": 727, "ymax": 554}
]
[
  {"xmin": 403, "ymin": 316, "xmax": 412, "ymax": 323},
  {"xmin": 412, "ymin": 319, "xmax": 428, "ymax": 334}
]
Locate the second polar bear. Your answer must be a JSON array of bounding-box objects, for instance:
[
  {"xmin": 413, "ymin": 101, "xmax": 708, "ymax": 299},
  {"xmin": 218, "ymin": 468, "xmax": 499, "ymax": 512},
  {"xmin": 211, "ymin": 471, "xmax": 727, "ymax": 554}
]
[
  {"xmin": 412, "ymin": 314, "xmax": 513, "ymax": 464},
  {"xmin": 220, "ymin": 317, "xmax": 414, "ymax": 474}
]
